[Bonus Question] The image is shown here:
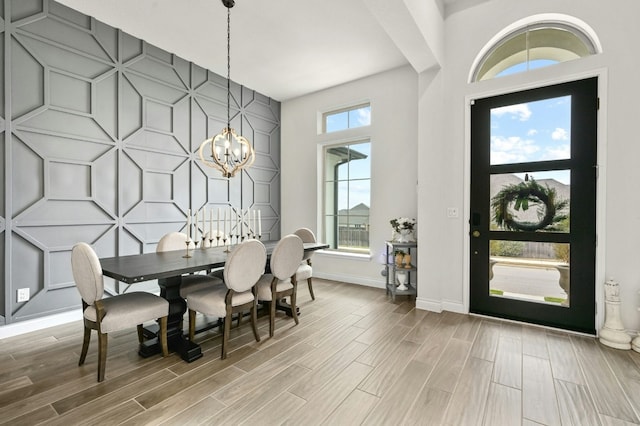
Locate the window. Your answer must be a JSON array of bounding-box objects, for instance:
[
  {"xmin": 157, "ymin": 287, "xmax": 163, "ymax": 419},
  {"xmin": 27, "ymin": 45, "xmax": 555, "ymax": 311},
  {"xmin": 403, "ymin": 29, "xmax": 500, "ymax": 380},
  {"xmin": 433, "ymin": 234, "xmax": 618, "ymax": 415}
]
[
  {"xmin": 324, "ymin": 141, "xmax": 371, "ymax": 253},
  {"xmin": 323, "ymin": 104, "xmax": 371, "ymax": 133},
  {"xmin": 471, "ymin": 20, "xmax": 600, "ymax": 82}
]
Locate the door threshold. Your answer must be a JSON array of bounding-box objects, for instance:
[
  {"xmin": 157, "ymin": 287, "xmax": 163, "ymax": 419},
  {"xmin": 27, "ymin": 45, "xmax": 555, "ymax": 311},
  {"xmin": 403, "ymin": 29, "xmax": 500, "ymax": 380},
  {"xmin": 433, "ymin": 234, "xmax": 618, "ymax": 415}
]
[{"xmin": 469, "ymin": 312, "xmax": 597, "ymax": 338}]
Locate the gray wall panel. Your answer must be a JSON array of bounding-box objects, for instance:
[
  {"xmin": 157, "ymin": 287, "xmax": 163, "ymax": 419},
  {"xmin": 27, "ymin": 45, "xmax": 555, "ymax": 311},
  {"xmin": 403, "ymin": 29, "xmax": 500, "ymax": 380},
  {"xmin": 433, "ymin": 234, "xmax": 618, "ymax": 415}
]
[{"xmin": 1, "ymin": 0, "xmax": 280, "ymax": 325}]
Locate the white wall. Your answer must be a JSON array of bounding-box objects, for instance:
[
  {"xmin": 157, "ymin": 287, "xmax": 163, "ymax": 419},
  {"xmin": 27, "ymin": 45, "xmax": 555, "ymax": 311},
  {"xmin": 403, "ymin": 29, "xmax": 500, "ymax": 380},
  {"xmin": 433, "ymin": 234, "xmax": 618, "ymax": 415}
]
[
  {"xmin": 418, "ymin": 0, "xmax": 640, "ymax": 332},
  {"xmin": 283, "ymin": 0, "xmax": 640, "ymax": 336},
  {"xmin": 281, "ymin": 65, "xmax": 419, "ymax": 288}
]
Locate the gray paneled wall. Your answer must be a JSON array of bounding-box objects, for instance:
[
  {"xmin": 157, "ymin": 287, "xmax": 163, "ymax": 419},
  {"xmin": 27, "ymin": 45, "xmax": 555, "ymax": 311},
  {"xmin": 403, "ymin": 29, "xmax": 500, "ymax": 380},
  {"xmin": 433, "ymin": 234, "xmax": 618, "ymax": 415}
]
[{"xmin": 1, "ymin": 0, "xmax": 281, "ymax": 325}]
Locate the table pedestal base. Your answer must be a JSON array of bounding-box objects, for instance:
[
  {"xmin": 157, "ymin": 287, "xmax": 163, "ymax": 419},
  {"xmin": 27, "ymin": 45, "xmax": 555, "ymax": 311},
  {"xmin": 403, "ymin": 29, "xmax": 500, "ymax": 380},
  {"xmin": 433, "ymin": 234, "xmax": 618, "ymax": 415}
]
[
  {"xmin": 137, "ymin": 276, "xmax": 204, "ymax": 362},
  {"xmin": 138, "ymin": 324, "xmax": 203, "ymax": 362}
]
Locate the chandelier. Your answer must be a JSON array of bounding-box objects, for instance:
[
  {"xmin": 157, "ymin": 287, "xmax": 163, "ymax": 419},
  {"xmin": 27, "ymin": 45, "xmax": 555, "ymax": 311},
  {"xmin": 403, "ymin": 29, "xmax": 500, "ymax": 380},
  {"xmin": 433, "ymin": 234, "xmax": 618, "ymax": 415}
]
[{"xmin": 198, "ymin": 0, "xmax": 255, "ymax": 178}]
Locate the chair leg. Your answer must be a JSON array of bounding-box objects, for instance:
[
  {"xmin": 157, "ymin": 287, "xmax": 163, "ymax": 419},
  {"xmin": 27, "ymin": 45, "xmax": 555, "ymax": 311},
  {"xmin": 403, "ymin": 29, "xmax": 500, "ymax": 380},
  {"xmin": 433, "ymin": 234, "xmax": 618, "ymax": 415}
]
[
  {"xmin": 159, "ymin": 316, "xmax": 168, "ymax": 357},
  {"xmin": 308, "ymin": 277, "xmax": 315, "ymax": 300},
  {"xmin": 188, "ymin": 309, "xmax": 196, "ymax": 341},
  {"xmin": 237, "ymin": 311, "xmax": 242, "ymax": 327},
  {"xmin": 291, "ymin": 289, "xmax": 299, "ymax": 325},
  {"xmin": 251, "ymin": 302, "xmax": 260, "ymax": 342},
  {"xmin": 97, "ymin": 331, "xmax": 108, "ymax": 382},
  {"xmin": 222, "ymin": 312, "xmax": 232, "ymax": 359},
  {"xmin": 269, "ymin": 299, "xmax": 276, "ymax": 338},
  {"xmin": 79, "ymin": 325, "xmax": 91, "ymax": 366}
]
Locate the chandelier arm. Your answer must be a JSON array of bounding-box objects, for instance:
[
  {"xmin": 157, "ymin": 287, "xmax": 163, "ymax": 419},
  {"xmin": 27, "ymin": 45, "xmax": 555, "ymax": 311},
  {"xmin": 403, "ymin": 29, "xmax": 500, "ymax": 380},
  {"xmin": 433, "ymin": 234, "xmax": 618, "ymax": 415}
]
[{"xmin": 199, "ymin": 137, "xmax": 226, "ymax": 175}]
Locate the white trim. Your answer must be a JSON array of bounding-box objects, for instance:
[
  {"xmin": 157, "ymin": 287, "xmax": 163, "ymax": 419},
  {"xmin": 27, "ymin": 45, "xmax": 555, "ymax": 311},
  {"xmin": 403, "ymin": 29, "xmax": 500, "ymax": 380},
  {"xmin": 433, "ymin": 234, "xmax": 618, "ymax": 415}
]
[
  {"xmin": 416, "ymin": 297, "xmax": 466, "ymax": 314},
  {"xmin": 316, "ymin": 136, "xmax": 373, "ymax": 254},
  {"xmin": 442, "ymin": 300, "xmax": 466, "ymax": 314},
  {"xmin": 416, "ymin": 297, "xmax": 443, "ymax": 313},
  {"xmin": 463, "ymin": 67, "xmax": 608, "ymax": 333},
  {"xmin": 0, "ymin": 309, "xmax": 82, "ymax": 340},
  {"xmin": 315, "ymin": 250, "xmax": 371, "ymax": 261},
  {"xmin": 314, "ymin": 271, "xmax": 384, "ymax": 289},
  {"xmin": 468, "ymin": 13, "xmax": 603, "ymax": 83}
]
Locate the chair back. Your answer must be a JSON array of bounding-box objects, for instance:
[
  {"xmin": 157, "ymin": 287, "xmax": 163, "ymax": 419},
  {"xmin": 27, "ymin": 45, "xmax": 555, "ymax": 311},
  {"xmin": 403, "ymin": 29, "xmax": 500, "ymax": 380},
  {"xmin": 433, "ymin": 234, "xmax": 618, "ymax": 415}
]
[
  {"xmin": 71, "ymin": 242, "xmax": 104, "ymax": 304},
  {"xmin": 294, "ymin": 228, "xmax": 316, "ymax": 261},
  {"xmin": 157, "ymin": 232, "xmax": 190, "ymax": 252},
  {"xmin": 224, "ymin": 239, "xmax": 267, "ymax": 292},
  {"xmin": 270, "ymin": 234, "xmax": 304, "ymax": 280}
]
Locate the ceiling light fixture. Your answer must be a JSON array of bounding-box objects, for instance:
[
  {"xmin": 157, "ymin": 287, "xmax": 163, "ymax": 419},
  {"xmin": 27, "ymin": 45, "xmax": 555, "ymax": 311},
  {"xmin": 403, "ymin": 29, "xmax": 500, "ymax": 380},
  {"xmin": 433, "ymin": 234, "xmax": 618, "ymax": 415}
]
[{"xmin": 199, "ymin": 0, "xmax": 255, "ymax": 178}]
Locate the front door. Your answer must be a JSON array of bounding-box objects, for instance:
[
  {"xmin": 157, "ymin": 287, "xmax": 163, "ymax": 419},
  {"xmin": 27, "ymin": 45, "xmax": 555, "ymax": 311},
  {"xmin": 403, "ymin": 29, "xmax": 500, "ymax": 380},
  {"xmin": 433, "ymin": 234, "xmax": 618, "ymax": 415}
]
[{"xmin": 470, "ymin": 77, "xmax": 598, "ymax": 334}]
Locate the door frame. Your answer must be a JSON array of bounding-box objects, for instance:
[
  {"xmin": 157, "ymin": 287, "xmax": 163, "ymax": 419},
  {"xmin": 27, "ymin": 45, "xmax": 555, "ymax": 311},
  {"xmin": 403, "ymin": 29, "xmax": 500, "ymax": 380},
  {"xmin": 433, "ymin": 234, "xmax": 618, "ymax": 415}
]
[{"xmin": 462, "ymin": 68, "xmax": 608, "ymax": 332}]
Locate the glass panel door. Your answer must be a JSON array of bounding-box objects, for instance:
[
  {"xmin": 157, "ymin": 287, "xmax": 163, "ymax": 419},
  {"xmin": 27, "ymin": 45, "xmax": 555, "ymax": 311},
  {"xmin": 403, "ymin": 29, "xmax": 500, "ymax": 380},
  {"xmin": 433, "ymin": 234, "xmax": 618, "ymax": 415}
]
[{"xmin": 470, "ymin": 77, "xmax": 597, "ymax": 333}]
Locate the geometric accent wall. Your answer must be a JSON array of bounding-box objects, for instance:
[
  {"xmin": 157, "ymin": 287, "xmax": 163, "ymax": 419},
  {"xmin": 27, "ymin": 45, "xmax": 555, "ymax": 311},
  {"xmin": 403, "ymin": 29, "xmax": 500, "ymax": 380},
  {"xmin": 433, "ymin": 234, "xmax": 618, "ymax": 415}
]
[{"xmin": 1, "ymin": 0, "xmax": 281, "ymax": 325}]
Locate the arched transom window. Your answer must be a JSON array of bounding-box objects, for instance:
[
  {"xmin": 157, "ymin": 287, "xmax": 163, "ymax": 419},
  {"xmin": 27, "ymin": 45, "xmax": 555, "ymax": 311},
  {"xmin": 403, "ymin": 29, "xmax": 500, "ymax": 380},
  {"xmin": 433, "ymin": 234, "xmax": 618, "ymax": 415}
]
[{"xmin": 471, "ymin": 16, "xmax": 601, "ymax": 82}]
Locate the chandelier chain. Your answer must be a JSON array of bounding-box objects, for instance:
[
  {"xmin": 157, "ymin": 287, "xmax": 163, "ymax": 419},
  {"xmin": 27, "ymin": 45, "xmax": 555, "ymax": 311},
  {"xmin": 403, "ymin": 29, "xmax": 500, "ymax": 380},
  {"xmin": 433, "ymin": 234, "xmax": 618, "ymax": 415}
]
[
  {"xmin": 226, "ymin": 6, "xmax": 231, "ymax": 129},
  {"xmin": 197, "ymin": 0, "xmax": 255, "ymax": 178}
]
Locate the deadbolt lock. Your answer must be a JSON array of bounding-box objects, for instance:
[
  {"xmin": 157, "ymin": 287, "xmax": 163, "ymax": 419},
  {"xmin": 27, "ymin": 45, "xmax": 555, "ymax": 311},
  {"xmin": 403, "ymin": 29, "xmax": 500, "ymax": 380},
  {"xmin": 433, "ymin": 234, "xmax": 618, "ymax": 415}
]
[{"xmin": 472, "ymin": 230, "xmax": 480, "ymax": 237}]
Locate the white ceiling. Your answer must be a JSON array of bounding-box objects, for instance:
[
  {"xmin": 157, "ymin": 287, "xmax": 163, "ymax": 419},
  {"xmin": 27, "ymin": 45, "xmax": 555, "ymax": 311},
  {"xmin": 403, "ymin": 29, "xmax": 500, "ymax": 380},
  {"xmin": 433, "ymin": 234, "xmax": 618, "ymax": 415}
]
[{"xmin": 56, "ymin": 0, "xmax": 485, "ymax": 101}]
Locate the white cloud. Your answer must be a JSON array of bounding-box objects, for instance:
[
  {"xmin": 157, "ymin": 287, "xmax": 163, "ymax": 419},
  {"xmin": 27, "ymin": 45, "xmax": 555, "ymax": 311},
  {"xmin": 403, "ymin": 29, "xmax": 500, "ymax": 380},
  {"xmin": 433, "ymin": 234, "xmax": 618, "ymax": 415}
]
[
  {"xmin": 551, "ymin": 127, "xmax": 569, "ymax": 140},
  {"xmin": 490, "ymin": 135, "xmax": 540, "ymax": 164},
  {"xmin": 356, "ymin": 108, "xmax": 371, "ymax": 126},
  {"xmin": 527, "ymin": 129, "xmax": 538, "ymax": 136},
  {"xmin": 491, "ymin": 103, "xmax": 532, "ymax": 121},
  {"xmin": 542, "ymin": 145, "xmax": 570, "ymax": 161}
]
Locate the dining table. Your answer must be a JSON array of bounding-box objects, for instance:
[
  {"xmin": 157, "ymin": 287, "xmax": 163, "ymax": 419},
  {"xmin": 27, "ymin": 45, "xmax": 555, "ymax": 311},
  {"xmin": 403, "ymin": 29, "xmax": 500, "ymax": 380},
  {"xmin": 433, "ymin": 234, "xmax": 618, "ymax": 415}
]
[{"xmin": 99, "ymin": 240, "xmax": 328, "ymax": 362}]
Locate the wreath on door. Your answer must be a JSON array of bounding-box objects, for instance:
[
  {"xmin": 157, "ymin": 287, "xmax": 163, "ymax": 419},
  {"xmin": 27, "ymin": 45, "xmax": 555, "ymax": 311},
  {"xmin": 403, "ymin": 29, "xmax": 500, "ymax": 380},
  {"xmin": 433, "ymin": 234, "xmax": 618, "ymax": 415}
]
[{"xmin": 491, "ymin": 179, "xmax": 569, "ymax": 232}]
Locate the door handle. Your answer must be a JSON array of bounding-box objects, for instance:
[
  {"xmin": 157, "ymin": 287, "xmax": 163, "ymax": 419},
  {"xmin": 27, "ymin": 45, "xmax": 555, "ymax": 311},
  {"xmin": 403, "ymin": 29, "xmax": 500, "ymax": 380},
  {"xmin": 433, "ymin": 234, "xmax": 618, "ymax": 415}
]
[{"xmin": 472, "ymin": 230, "xmax": 480, "ymax": 238}]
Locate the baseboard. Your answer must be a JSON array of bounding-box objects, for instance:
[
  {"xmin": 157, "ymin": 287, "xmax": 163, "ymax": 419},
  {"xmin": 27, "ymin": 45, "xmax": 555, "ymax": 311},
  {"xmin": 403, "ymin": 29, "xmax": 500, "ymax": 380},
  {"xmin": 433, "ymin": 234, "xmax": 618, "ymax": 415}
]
[
  {"xmin": 416, "ymin": 297, "xmax": 466, "ymax": 314},
  {"xmin": 416, "ymin": 297, "xmax": 443, "ymax": 312},
  {"xmin": 313, "ymin": 272, "xmax": 385, "ymax": 289},
  {"xmin": 442, "ymin": 300, "xmax": 466, "ymax": 313},
  {"xmin": 0, "ymin": 309, "xmax": 82, "ymax": 340}
]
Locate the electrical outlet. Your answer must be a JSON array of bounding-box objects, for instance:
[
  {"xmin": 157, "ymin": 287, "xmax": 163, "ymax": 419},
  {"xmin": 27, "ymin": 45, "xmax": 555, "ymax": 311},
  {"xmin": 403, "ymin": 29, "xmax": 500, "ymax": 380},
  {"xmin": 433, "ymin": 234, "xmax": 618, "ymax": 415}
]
[
  {"xmin": 17, "ymin": 288, "xmax": 30, "ymax": 303},
  {"xmin": 447, "ymin": 207, "xmax": 459, "ymax": 218}
]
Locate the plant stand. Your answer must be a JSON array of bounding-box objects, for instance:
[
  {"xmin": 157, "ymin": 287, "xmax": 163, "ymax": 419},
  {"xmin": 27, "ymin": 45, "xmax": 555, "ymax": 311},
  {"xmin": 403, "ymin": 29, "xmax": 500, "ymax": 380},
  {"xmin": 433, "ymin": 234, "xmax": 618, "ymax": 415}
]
[{"xmin": 385, "ymin": 241, "xmax": 417, "ymax": 301}]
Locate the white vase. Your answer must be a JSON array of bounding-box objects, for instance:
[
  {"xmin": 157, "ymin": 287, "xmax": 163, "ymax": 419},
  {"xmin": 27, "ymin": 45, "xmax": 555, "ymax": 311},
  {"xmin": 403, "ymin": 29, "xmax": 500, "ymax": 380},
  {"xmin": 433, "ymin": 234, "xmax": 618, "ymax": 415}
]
[
  {"xmin": 396, "ymin": 271, "xmax": 408, "ymax": 291},
  {"xmin": 397, "ymin": 229, "xmax": 413, "ymax": 243}
]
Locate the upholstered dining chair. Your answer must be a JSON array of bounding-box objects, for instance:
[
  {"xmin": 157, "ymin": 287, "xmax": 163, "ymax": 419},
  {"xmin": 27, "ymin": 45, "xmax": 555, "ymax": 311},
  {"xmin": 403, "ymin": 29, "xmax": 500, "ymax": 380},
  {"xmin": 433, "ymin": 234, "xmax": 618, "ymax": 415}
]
[
  {"xmin": 157, "ymin": 232, "xmax": 224, "ymax": 299},
  {"xmin": 256, "ymin": 234, "xmax": 304, "ymax": 337},
  {"xmin": 71, "ymin": 242, "xmax": 169, "ymax": 382},
  {"xmin": 187, "ymin": 239, "xmax": 267, "ymax": 359},
  {"xmin": 294, "ymin": 227, "xmax": 317, "ymax": 300}
]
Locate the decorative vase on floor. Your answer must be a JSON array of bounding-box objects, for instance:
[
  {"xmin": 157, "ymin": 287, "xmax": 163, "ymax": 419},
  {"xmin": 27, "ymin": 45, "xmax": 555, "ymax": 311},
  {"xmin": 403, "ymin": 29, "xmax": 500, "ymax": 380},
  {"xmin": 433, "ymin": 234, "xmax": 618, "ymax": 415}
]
[{"xmin": 599, "ymin": 278, "xmax": 631, "ymax": 350}]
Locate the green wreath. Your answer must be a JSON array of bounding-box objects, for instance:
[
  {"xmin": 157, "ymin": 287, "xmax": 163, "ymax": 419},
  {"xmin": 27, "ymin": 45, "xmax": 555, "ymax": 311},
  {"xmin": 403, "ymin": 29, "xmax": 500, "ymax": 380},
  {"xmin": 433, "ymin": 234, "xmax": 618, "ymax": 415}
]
[{"xmin": 491, "ymin": 179, "xmax": 569, "ymax": 232}]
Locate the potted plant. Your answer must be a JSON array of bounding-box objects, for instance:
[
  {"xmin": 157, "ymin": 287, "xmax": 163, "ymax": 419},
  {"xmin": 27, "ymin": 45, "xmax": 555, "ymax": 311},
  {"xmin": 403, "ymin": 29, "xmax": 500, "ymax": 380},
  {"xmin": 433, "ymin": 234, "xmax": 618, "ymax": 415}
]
[{"xmin": 390, "ymin": 217, "xmax": 416, "ymax": 242}]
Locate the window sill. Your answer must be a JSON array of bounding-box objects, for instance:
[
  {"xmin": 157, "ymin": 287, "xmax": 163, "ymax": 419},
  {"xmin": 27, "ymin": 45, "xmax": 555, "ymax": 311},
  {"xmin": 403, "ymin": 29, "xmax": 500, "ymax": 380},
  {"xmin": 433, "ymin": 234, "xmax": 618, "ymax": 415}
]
[{"xmin": 316, "ymin": 250, "xmax": 371, "ymax": 262}]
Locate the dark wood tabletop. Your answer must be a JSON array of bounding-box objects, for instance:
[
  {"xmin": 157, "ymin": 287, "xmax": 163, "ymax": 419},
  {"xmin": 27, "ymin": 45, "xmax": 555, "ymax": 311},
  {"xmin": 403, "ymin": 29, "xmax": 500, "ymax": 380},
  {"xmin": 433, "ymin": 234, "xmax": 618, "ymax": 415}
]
[
  {"xmin": 100, "ymin": 241, "xmax": 328, "ymax": 284},
  {"xmin": 99, "ymin": 240, "xmax": 328, "ymax": 362}
]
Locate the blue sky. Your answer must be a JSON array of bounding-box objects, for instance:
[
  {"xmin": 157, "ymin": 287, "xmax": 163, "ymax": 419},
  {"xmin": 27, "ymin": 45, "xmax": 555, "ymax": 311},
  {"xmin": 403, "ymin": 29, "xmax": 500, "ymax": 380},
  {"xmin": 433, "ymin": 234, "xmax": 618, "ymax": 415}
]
[
  {"xmin": 326, "ymin": 106, "xmax": 371, "ymax": 133},
  {"xmin": 490, "ymin": 95, "xmax": 572, "ymax": 184},
  {"xmin": 336, "ymin": 142, "xmax": 371, "ymax": 211},
  {"xmin": 325, "ymin": 106, "xmax": 372, "ymax": 211}
]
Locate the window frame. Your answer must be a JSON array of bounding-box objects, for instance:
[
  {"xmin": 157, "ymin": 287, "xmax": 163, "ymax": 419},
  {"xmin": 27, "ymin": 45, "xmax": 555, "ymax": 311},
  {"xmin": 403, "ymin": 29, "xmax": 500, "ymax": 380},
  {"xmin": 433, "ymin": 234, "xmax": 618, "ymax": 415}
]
[
  {"xmin": 321, "ymin": 139, "xmax": 372, "ymax": 254},
  {"xmin": 322, "ymin": 103, "xmax": 371, "ymax": 134},
  {"xmin": 470, "ymin": 16, "xmax": 602, "ymax": 83}
]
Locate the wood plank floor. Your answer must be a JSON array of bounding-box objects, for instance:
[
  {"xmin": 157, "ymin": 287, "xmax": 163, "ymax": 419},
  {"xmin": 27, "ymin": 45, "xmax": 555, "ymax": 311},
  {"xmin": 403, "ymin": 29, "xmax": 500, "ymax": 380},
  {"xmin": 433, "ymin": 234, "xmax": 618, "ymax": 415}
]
[{"xmin": 1, "ymin": 279, "xmax": 640, "ymax": 425}]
